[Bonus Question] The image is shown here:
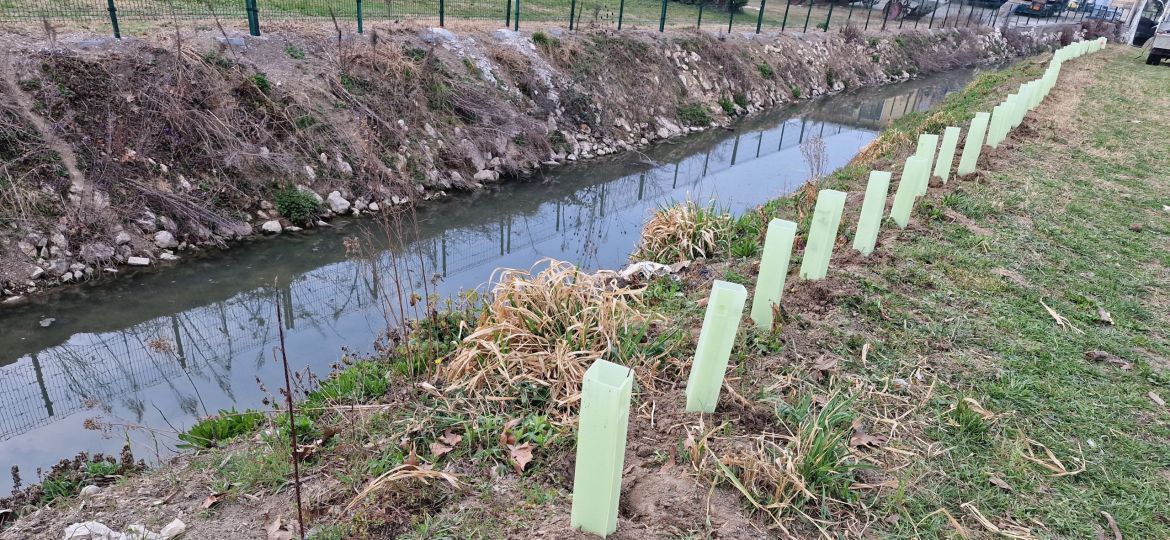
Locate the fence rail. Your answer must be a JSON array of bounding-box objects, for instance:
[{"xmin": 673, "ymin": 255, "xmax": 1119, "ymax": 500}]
[{"xmin": 0, "ymin": 0, "xmax": 1133, "ymax": 39}]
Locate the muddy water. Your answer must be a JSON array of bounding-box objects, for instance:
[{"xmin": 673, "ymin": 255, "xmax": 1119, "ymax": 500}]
[{"xmin": 0, "ymin": 67, "xmax": 980, "ymax": 492}]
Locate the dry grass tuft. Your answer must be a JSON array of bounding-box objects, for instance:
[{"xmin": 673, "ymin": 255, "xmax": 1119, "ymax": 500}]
[
  {"xmin": 633, "ymin": 201, "xmax": 732, "ymax": 264},
  {"xmin": 440, "ymin": 259, "xmax": 648, "ymax": 416},
  {"xmin": 345, "ymin": 464, "xmax": 460, "ymax": 512}
]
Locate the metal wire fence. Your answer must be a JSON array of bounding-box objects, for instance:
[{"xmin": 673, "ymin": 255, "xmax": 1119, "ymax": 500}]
[{"xmin": 0, "ymin": 0, "xmax": 1133, "ymax": 38}]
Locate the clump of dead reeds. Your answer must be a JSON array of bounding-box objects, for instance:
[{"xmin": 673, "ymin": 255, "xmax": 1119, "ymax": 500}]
[
  {"xmin": 439, "ymin": 259, "xmax": 647, "ymax": 416},
  {"xmin": 633, "ymin": 201, "xmax": 733, "ymax": 264}
]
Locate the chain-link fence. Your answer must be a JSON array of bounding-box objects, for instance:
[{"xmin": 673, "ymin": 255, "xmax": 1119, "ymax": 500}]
[{"xmin": 0, "ymin": 0, "xmax": 1134, "ymax": 38}]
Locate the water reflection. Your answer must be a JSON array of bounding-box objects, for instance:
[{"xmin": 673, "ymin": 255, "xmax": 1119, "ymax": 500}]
[{"xmin": 0, "ymin": 67, "xmax": 977, "ymax": 490}]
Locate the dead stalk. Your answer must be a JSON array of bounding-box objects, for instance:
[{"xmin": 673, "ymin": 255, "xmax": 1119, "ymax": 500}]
[{"xmin": 274, "ymin": 287, "xmax": 306, "ymax": 540}]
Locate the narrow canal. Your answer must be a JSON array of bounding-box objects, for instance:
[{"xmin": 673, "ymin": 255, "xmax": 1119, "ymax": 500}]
[{"xmin": 0, "ymin": 67, "xmax": 981, "ymax": 491}]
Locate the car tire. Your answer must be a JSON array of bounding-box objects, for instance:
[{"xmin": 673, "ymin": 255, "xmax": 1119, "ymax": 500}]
[{"xmin": 1147, "ymin": 53, "xmax": 1162, "ymax": 66}]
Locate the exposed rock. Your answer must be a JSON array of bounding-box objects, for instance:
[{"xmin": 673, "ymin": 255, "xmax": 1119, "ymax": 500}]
[
  {"xmin": 114, "ymin": 231, "xmax": 133, "ymax": 245},
  {"xmin": 296, "ymin": 185, "xmax": 323, "ymax": 203},
  {"xmin": 48, "ymin": 259, "xmax": 70, "ymax": 276},
  {"xmin": 29, "ymin": 266, "xmax": 45, "ymax": 280},
  {"xmin": 2, "ymin": 295, "xmax": 27, "ymax": 305},
  {"xmin": 39, "ymin": 318, "xmax": 55, "ymax": 328},
  {"xmin": 327, "ymin": 191, "xmax": 351, "ymax": 214},
  {"xmin": 26, "ymin": 232, "xmax": 47, "ymax": 248},
  {"xmin": 159, "ymin": 519, "xmax": 186, "ymax": 539},
  {"xmin": 80, "ymin": 243, "xmax": 116, "ymax": 263},
  {"xmin": 158, "ymin": 216, "xmax": 177, "ymax": 232},
  {"xmin": 159, "ymin": 252, "xmax": 180, "ymax": 261},
  {"xmin": 78, "ymin": 485, "xmax": 101, "ymax": 498},
  {"xmin": 64, "ymin": 521, "xmax": 122, "ymax": 540},
  {"xmin": 368, "ymin": 202, "xmax": 380, "ymax": 212},
  {"xmin": 17, "ymin": 241, "xmax": 37, "ymax": 258},
  {"xmin": 473, "ymin": 169, "xmax": 500, "ymax": 182},
  {"xmin": 127, "ymin": 256, "xmax": 151, "ymax": 267},
  {"xmin": 261, "ymin": 220, "xmax": 283, "ymax": 234},
  {"xmin": 153, "ymin": 231, "xmax": 178, "ymax": 249},
  {"xmin": 50, "ymin": 232, "xmax": 68, "ymax": 248}
]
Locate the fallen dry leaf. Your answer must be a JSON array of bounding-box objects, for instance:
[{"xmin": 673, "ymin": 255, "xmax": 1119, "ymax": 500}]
[
  {"xmin": 1096, "ymin": 307, "xmax": 1114, "ymax": 325},
  {"xmin": 849, "ymin": 420, "xmax": 888, "ymax": 449},
  {"xmin": 1149, "ymin": 391, "xmax": 1165, "ymax": 407},
  {"xmin": 439, "ymin": 430, "xmax": 463, "ymax": 447},
  {"xmin": 989, "ymin": 475, "xmax": 1014, "ymax": 492},
  {"xmin": 264, "ymin": 513, "xmax": 294, "ymax": 540},
  {"xmin": 430, "ymin": 442, "xmax": 453, "ymax": 458},
  {"xmin": 1084, "ymin": 350, "xmax": 1132, "ymax": 371},
  {"xmin": 812, "ymin": 355, "xmax": 838, "ymax": 372},
  {"xmin": 509, "ymin": 442, "xmax": 534, "ymax": 474},
  {"xmin": 201, "ymin": 491, "xmax": 225, "ymax": 510},
  {"xmin": 499, "ymin": 418, "xmax": 520, "ymax": 447}
]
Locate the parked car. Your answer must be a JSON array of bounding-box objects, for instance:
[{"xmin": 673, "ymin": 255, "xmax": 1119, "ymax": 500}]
[
  {"xmin": 1013, "ymin": 0, "xmax": 1068, "ymax": 17},
  {"xmin": 1133, "ymin": 16, "xmax": 1157, "ymax": 46},
  {"xmin": 967, "ymin": 0, "xmax": 1008, "ymax": 8},
  {"xmin": 1085, "ymin": 5, "xmax": 1123, "ymax": 20},
  {"xmin": 1148, "ymin": 20, "xmax": 1170, "ymax": 65}
]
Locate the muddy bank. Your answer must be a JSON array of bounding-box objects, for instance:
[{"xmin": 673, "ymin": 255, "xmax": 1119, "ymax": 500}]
[{"xmin": 0, "ymin": 22, "xmax": 1101, "ymax": 301}]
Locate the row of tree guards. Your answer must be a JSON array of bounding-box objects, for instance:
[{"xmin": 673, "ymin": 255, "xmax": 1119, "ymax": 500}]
[{"xmin": 568, "ymin": 37, "xmax": 1106, "ymax": 537}]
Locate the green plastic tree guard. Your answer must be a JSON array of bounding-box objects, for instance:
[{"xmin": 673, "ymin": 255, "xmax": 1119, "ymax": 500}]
[
  {"xmin": 914, "ymin": 134, "xmax": 939, "ymax": 195},
  {"xmin": 799, "ymin": 189, "xmax": 847, "ymax": 280},
  {"xmin": 987, "ymin": 103, "xmax": 1007, "ymax": 148},
  {"xmin": 570, "ymin": 359, "xmax": 634, "ymax": 537},
  {"xmin": 889, "ymin": 156, "xmax": 927, "ymax": 228},
  {"xmin": 750, "ymin": 219, "xmax": 797, "ymax": 330},
  {"xmin": 957, "ymin": 112, "xmax": 989, "ymax": 176},
  {"xmin": 933, "ymin": 126, "xmax": 961, "ymax": 184},
  {"xmin": 852, "ymin": 171, "xmax": 891, "ymax": 256},
  {"xmin": 685, "ymin": 280, "xmax": 747, "ymax": 413}
]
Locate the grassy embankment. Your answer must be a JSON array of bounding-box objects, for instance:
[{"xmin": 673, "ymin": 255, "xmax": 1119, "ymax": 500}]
[{"xmin": 6, "ymin": 45, "xmax": 1168, "ymax": 540}]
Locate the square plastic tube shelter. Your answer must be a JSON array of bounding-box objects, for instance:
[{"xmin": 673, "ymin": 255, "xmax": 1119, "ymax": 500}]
[
  {"xmin": 570, "ymin": 359, "xmax": 634, "ymax": 537},
  {"xmin": 799, "ymin": 189, "xmax": 847, "ymax": 280},
  {"xmin": 685, "ymin": 280, "xmax": 747, "ymax": 413},
  {"xmin": 750, "ymin": 219, "xmax": 797, "ymax": 330},
  {"xmin": 889, "ymin": 156, "xmax": 928, "ymax": 228},
  {"xmin": 852, "ymin": 171, "xmax": 892, "ymax": 256},
  {"xmin": 933, "ymin": 126, "xmax": 961, "ymax": 184},
  {"xmin": 914, "ymin": 134, "xmax": 939, "ymax": 195},
  {"xmin": 957, "ymin": 112, "xmax": 990, "ymax": 176}
]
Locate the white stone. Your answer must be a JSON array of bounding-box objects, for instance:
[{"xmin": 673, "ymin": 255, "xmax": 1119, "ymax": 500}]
[
  {"xmin": 64, "ymin": 522, "xmax": 124, "ymax": 540},
  {"xmin": 114, "ymin": 232, "xmax": 133, "ymax": 245},
  {"xmin": 367, "ymin": 202, "xmax": 380, "ymax": 212},
  {"xmin": 261, "ymin": 220, "xmax": 283, "ymax": 234},
  {"xmin": 127, "ymin": 256, "xmax": 151, "ymax": 267},
  {"xmin": 473, "ymin": 170, "xmax": 499, "ymax": 182},
  {"xmin": 29, "ymin": 266, "xmax": 45, "ymax": 280},
  {"xmin": 79, "ymin": 485, "xmax": 101, "ymax": 499},
  {"xmin": 159, "ymin": 252, "xmax": 179, "ymax": 261},
  {"xmin": 159, "ymin": 519, "xmax": 186, "ymax": 540},
  {"xmin": 326, "ymin": 191, "xmax": 351, "ymax": 214},
  {"xmin": 153, "ymin": 231, "xmax": 178, "ymax": 249}
]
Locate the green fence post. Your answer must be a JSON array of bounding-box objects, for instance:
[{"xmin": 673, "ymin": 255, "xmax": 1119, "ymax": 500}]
[
  {"xmin": 853, "ymin": 171, "xmax": 892, "ymax": 256},
  {"xmin": 106, "ymin": 0, "xmax": 122, "ymax": 38},
  {"xmin": 756, "ymin": 0, "xmax": 767, "ymax": 32},
  {"xmin": 246, "ymin": 0, "xmax": 260, "ymax": 36},
  {"xmin": 660, "ymin": 0, "xmax": 668, "ymax": 31},
  {"xmin": 618, "ymin": 0, "xmax": 625, "ymax": 29},
  {"xmin": 802, "ymin": 0, "xmax": 813, "ymax": 31},
  {"xmin": 570, "ymin": 0, "xmax": 577, "ymax": 29},
  {"xmin": 929, "ymin": 0, "xmax": 939, "ymax": 27},
  {"xmin": 823, "ymin": 1, "xmax": 834, "ymax": 30},
  {"xmin": 698, "ymin": 0, "xmax": 706, "ymax": 27},
  {"xmin": 439, "ymin": 0, "xmax": 445, "ymax": 26},
  {"xmin": 864, "ymin": 1, "xmax": 872, "ymax": 29},
  {"xmin": 514, "ymin": 0, "xmax": 520, "ymax": 31},
  {"xmin": 569, "ymin": 359, "xmax": 633, "ymax": 537},
  {"xmin": 686, "ymin": 280, "xmax": 748, "ymax": 413},
  {"xmin": 957, "ymin": 111, "xmax": 990, "ymax": 176},
  {"xmin": 728, "ymin": 6, "xmax": 734, "ymax": 32},
  {"xmin": 799, "ymin": 189, "xmax": 847, "ymax": 280},
  {"xmin": 781, "ymin": 0, "xmax": 792, "ymax": 29},
  {"xmin": 357, "ymin": 0, "xmax": 364, "ymax": 33},
  {"xmin": 750, "ymin": 219, "xmax": 797, "ymax": 329},
  {"xmin": 845, "ymin": 1, "xmax": 855, "ymax": 27},
  {"xmin": 506, "ymin": 0, "xmax": 512, "ymax": 27}
]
